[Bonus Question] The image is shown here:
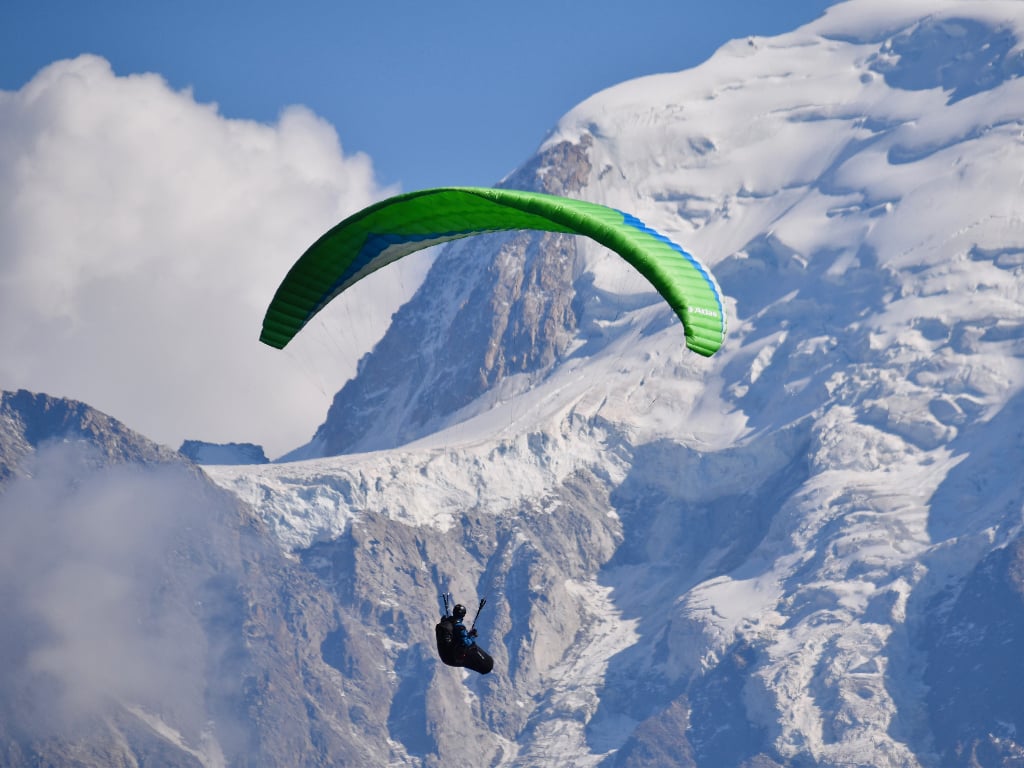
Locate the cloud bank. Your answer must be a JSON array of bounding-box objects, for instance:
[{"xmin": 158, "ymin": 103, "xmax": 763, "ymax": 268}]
[
  {"xmin": 0, "ymin": 443, "xmax": 243, "ymax": 759},
  {"xmin": 0, "ymin": 56, "xmax": 427, "ymax": 457}
]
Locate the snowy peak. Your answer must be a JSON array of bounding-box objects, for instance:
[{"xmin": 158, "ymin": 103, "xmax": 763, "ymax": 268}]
[{"xmin": 297, "ymin": 137, "xmax": 598, "ymax": 457}]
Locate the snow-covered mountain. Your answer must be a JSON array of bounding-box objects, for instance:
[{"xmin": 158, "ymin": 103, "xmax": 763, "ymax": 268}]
[
  {"xmin": 4, "ymin": 0, "xmax": 1024, "ymax": 765},
  {"xmin": 207, "ymin": 2, "xmax": 1024, "ymax": 765}
]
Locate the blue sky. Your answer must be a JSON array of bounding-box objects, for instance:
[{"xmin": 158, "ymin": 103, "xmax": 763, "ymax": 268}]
[{"xmin": 3, "ymin": 0, "xmax": 836, "ymax": 192}]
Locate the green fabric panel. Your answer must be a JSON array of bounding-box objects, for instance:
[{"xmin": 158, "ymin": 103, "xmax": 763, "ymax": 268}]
[{"xmin": 261, "ymin": 187, "xmax": 726, "ymax": 356}]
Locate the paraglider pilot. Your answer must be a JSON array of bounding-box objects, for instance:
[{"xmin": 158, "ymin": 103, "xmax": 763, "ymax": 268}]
[{"xmin": 436, "ymin": 594, "xmax": 493, "ymax": 675}]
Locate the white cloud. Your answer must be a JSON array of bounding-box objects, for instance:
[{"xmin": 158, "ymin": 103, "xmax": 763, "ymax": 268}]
[
  {"xmin": 0, "ymin": 443, "xmax": 236, "ymax": 749},
  {"xmin": 0, "ymin": 55, "xmax": 423, "ymax": 458}
]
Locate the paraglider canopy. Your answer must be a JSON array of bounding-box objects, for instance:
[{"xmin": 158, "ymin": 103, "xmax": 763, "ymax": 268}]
[{"xmin": 261, "ymin": 186, "xmax": 727, "ymax": 357}]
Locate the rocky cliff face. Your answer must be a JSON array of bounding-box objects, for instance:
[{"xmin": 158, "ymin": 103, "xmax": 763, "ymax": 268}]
[
  {"xmin": 922, "ymin": 536, "xmax": 1024, "ymax": 766},
  {"xmin": 179, "ymin": 439, "xmax": 270, "ymax": 465}
]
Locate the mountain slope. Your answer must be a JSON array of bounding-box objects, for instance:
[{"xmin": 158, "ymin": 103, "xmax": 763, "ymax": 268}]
[
  {"xmin": 0, "ymin": 391, "xmax": 404, "ymax": 767},
  {"xmin": 206, "ymin": 3, "xmax": 1024, "ymax": 765},
  {"xmin": 7, "ymin": 0, "xmax": 1018, "ymax": 766}
]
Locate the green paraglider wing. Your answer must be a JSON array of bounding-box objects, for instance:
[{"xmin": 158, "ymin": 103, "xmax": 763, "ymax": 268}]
[{"xmin": 260, "ymin": 187, "xmax": 727, "ymax": 356}]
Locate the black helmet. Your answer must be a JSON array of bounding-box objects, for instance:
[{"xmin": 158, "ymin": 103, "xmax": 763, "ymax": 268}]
[{"xmin": 452, "ymin": 604, "xmax": 467, "ymax": 620}]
